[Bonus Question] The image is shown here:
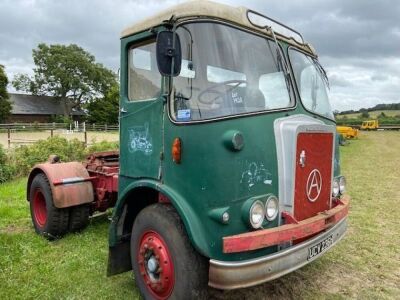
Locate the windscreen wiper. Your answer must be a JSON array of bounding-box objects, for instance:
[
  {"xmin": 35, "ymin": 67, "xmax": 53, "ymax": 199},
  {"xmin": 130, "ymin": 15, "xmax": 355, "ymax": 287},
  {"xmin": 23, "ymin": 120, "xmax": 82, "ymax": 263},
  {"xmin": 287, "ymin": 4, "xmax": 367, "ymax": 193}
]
[
  {"xmin": 267, "ymin": 27, "xmax": 292, "ymax": 96},
  {"xmin": 268, "ymin": 27, "xmax": 290, "ymax": 76},
  {"xmin": 312, "ymin": 57, "xmax": 330, "ymax": 89}
]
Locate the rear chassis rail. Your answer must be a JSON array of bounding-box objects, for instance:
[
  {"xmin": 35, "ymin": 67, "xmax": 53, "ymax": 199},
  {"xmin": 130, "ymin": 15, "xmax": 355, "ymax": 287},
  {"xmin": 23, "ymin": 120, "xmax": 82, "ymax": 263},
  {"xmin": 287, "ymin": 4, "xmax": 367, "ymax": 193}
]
[
  {"xmin": 83, "ymin": 151, "xmax": 119, "ymax": 212},
  {"xmin": 30, "ymin": 151, "xmax": 120, "ymax": 212}
]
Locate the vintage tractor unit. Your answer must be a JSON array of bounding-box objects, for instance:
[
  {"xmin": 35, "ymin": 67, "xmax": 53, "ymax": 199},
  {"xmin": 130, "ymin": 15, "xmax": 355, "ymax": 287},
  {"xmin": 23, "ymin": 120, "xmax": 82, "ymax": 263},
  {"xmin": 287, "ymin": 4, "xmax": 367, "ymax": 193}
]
[{"xmin": 27, "ymin": 1, "xmax": 350, "ymax": 298}]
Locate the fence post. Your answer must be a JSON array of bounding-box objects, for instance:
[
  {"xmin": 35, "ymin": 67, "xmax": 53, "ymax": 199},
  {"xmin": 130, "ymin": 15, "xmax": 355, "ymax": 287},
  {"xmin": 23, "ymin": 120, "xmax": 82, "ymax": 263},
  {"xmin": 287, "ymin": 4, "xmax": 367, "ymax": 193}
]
[
  {"xmin": 51, "ymin": 129, "xmax": 54, "ymax": 138},
  {"xmin": 7, "ymin": 128, "xmax": 11, "ymax": 149},
  {"xmin": 105, "ymin": 124, "xmax": 108, "ymax": 132},
  {"xmin": 84, "ymin": 131, "xmax": 87, "ymax": 147}
]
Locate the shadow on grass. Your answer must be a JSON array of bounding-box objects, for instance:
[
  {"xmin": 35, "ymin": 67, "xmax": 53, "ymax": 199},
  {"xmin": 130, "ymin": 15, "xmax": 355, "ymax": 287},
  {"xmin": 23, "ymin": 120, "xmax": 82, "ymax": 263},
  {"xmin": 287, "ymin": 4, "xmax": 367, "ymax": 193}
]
[
  {"xmin": 208, "ymin": 256, "xmax": 339, "ymax": 300},
  {"xmin": 89, "ymin": 210, "xmax": 112, "ymax": 226}
]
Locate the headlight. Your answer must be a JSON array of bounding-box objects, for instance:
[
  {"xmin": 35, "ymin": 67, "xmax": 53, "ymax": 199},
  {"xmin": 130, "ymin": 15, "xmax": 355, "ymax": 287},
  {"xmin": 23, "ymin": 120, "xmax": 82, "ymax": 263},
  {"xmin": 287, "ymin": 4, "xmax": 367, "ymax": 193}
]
[
  {"xmin": 332, "ymin": 178, "xmax": 340, "ymax": 197},
  {"xmin": 339, "ymin": 176, "xmax": 346, "ymax": 194},
  {"xmin": 249, "ymin": 200, "xmax": 265, "ymax": 229},
  {"xmin": 265, "ymin": 195, "xmax": 279, "ymax": 221}
]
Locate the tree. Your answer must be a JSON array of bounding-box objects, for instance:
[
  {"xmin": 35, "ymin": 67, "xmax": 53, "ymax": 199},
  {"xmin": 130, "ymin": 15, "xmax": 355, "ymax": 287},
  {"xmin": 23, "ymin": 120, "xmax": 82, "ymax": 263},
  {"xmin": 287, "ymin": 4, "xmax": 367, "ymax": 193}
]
[
  {"xmin": 13, "ymin": 43, "xmax": 117, "ymax": 116},
  {"xmin": 360, "ymin": 111, "xmax": 370, "ymax": 119},
  {"xmin": 0, "ymin": 65, "xmax": 12, "ymax": 123},
  {"xmin": 86, "ymin": 83, "xmax": 119, "ymax": 124}
]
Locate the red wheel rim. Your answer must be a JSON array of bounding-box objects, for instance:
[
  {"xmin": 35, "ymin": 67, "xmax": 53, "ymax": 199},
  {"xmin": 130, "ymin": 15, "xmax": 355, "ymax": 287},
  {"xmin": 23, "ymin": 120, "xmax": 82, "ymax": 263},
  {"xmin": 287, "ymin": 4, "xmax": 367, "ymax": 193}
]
[
  {"xmin": 33, "ymin": 189, "xmax": 47, "ymax": 227},
  {"xmin": 137, "ymin": 230, "xmax": 174, "ymax": 299}
]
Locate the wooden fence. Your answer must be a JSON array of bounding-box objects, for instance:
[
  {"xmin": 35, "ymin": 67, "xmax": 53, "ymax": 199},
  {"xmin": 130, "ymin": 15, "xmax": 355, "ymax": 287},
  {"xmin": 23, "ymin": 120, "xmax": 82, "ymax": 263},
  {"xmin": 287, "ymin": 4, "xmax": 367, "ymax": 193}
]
[
  {"xmin": 0, "ymin": 122, "xmax": 119, "ymax": 132},
  {"xmin": 0, "ymin": 123, "xmax": 119, "ymax": 148}
]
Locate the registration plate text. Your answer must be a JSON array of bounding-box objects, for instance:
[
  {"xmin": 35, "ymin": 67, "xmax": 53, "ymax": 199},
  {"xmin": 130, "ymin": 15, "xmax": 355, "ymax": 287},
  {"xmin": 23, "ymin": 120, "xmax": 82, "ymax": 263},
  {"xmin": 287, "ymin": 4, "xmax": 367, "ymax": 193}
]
[{"xmin": 307, "ymin": 234, "xmax": 333, "ymax": 260}]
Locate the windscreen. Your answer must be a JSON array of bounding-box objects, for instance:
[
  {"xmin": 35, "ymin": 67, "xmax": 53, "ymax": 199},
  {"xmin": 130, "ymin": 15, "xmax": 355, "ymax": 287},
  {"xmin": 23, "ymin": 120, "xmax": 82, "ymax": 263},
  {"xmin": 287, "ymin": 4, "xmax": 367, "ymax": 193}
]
[
  {"xmin": 171, "ymin": 22, "xmax": 293, "ymax": 122},
  {"xmin": 289, "ymin": 49, "xmax": 334, "ymax": 120}
]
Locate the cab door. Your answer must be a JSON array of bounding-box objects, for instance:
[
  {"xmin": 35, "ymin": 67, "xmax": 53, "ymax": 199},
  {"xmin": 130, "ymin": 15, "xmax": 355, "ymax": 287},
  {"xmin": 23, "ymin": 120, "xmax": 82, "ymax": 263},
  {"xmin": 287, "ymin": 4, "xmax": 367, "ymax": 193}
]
[{"xmin": 119, "ymin": 36, "xmax": 164, "ymax": 180}]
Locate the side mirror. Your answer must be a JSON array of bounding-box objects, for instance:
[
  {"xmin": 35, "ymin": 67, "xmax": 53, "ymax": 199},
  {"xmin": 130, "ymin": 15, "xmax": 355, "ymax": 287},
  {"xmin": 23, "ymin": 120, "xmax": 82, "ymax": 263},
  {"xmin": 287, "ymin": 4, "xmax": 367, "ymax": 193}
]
[{"xmin": 156, "ymin": 31, "xmax": 182, "ymax": 77}]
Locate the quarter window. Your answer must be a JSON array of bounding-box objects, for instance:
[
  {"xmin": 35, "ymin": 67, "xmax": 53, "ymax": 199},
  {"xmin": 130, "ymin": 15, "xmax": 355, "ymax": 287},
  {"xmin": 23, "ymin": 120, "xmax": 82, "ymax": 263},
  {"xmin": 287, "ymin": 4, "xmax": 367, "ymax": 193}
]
[
  {"xmin": 128, "ymin": 42, "xmax": 161, "ymax": 101},
  {"xmin": 289, "ymin": 49, "xmax": 334, "ymax": 120}
]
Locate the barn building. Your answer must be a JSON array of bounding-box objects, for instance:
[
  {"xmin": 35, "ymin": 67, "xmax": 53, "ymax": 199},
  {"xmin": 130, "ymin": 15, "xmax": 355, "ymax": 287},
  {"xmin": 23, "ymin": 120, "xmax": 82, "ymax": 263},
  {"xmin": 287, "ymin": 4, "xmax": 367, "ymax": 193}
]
[{"xmin": 8, "ymin": 93, "xmax": 85, "ymax": 123}]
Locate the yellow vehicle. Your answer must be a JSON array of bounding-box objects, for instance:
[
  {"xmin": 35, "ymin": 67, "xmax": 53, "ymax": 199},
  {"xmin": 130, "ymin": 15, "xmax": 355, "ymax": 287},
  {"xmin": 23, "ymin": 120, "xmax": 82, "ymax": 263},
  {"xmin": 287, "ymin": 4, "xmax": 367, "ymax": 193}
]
[
  {"xmin": 361, "ymin": 120, "xmax": 379, "ymax": 130},
  {"xmin": 336, "ymin": 126, "xmax": 359, "ymax": 139}
]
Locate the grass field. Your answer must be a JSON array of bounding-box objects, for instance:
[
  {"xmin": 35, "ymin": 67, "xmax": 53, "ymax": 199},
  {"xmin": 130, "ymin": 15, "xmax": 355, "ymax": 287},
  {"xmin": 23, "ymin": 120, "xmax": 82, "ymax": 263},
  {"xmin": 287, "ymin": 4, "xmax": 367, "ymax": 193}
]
[
  {"xmin": 0, "ymin": 131, "xmax": 399, "ymax": 299},
  {"xmin": 336, "ymin": 110, "xmax": 400, "ymax": 119},
  {"xmin": 0, "ymin": 130, "xmax": 119, "ymax": 148}
]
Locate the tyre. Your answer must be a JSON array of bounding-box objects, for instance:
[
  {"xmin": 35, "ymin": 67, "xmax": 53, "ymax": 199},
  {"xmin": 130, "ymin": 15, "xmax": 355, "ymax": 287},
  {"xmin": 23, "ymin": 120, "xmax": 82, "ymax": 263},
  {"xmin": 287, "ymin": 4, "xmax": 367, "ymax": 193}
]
[
  {"xmin": 69, "ymin": 204, "xmax": 91, "ymax": 232},
  {"xmin": 29, "ymin": 173, "xmax": 69, "ymax": 239},
  {"xmin": 131, "ymin": 204, "xmax": 208, "ymax": 300}
]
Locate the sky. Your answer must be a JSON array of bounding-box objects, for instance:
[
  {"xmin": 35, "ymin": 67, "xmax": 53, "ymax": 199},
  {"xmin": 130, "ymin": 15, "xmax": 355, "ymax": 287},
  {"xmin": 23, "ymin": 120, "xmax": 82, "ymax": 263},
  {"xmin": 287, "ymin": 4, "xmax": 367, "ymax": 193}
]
[{"xmin": 0, "ymin": 0, "xmax": 399, "ymax": 112}]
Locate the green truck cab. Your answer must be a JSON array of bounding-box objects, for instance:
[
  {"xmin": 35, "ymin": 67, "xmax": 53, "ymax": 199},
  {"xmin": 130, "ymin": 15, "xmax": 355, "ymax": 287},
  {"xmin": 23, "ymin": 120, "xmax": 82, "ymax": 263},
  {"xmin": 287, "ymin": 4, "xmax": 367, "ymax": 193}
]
[
  {"xmin": 26, "ymin": 1, "xmax": 349, "ymax": 299},
  {"xmin": 109, "ymin": 1, "xmax": 349, "ymax": 298}
]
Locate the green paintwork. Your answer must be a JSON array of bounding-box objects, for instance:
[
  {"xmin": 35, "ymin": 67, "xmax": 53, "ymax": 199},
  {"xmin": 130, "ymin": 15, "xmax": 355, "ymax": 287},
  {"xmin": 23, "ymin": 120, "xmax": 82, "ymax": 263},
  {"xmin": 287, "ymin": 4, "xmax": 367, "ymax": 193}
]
[
  {"xmin": 110, "ymin": 22, "xmax": 338, "ymax": 262},
  {"xmin": 119, "ymin": 30, "xmax": 164, "ymax": 180}
]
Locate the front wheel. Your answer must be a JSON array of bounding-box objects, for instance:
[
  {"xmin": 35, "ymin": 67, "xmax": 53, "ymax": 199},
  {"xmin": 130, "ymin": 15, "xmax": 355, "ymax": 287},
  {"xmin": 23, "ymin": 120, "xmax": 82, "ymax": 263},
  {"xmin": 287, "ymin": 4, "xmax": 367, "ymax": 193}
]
[{"xmin": 131, "ymin": 204, "xmax": 208, "ymax": 300}]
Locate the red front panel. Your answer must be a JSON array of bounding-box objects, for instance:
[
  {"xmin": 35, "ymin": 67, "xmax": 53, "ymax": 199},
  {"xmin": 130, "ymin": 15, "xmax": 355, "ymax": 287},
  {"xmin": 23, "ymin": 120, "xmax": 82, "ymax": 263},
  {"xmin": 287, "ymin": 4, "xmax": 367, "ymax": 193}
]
[{"xmin": 294, "ymin": 132, "xmax": 333, "ymax": 221}]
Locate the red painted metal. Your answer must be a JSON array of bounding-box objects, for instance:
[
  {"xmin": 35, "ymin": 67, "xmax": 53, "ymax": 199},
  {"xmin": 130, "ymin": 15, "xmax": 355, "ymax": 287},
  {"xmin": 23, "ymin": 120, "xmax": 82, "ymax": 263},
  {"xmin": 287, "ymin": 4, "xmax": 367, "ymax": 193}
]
[
  {"xmin": 84, "ymin": 151, "xmax": 119, "ymax": 212},
  {"xmin": 281, "ymin": 211, "xmax": 299, "ymax": 224},
  {"xmin": 28, "ymin": 151, "xmax": 119, "ymax": 212},
  {"xmin": 158, "ymin": 193, "xmax": 170, "ymax": 203},
  {"xmin": 29, "ymin": 162, "xmax": 94, "ymax": 209},
  {"xmin": 223, "ymin": 195, "xmax": 349, "ymax": 253},
  {"xmin": 294, "ymin": 133, "xmax": 334, "ymax": 221},
  {"xmin": 33, "ymin": 189, "xmax": 47, "ymax": 227},
  {"xmin": 138, "ymin": 231, "xmax": 175, "ymax": 300}
]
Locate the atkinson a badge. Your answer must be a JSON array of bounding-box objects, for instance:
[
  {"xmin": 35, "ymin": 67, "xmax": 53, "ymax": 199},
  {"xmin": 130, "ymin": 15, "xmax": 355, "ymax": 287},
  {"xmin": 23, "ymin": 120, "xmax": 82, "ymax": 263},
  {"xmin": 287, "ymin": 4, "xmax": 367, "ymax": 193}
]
[{"xmin": 306, "ymin": 169, "xmax": 322, "ymax": 202}]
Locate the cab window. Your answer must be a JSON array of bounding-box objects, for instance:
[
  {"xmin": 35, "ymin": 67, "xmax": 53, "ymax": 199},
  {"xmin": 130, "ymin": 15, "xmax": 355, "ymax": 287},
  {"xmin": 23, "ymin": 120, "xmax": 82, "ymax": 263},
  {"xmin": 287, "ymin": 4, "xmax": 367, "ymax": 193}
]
[
  {"xmin": 171, "ymin": 22, "xmax": 293, "ymax": 122},
  {"xmin": 128, "ymin": 42, "xmax": 161, "ymax": 101}
]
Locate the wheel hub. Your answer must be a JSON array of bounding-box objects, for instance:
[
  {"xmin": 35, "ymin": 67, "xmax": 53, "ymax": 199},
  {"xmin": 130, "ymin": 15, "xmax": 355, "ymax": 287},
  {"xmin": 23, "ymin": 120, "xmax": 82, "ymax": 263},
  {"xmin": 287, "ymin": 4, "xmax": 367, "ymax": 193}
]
[
  {"xmin": 33, "ymin": 189, "xmax": 47, "ymax": 227},
  {"xmin": 138, "ymin": 231, "xmax": 174, "ymax": 299},
  {"xmin": 147, "ymin": 256, "xmax": 159, "ymax": 273}
]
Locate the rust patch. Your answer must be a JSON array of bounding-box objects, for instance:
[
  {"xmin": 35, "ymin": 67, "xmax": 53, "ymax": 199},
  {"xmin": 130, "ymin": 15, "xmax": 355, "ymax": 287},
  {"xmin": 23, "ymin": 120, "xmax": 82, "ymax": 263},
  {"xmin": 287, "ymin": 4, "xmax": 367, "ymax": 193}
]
[
  {"xmin": 30, "ymin": 162, "xmax": 94, "ymax": 208},
  {"xmin": 223, "ymin": 195, "xmax": 349, "ymax": 253}
]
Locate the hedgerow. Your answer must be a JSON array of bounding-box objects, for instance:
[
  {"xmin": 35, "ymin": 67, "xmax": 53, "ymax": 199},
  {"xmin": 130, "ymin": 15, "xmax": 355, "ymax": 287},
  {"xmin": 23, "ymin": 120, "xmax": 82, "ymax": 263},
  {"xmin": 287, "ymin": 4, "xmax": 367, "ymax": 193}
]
[
  {"xmin": 87, "ymin": 139, "xmax": 119, "ymax": 154},
  {"xmin": 0, "ymin": 145, "xmax": 16, "ymax": 183},
  {"xmin": 0, "ymin": 136, "xmax": 119, "ymax": 182}
]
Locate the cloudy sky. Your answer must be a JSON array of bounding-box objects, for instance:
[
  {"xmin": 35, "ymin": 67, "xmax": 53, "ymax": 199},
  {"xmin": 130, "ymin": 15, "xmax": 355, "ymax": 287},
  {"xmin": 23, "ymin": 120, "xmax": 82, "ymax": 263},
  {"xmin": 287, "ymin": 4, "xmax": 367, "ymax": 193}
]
[{"xmin": 0, "ymin": 0, "xmax": 399, "ymax": 111}]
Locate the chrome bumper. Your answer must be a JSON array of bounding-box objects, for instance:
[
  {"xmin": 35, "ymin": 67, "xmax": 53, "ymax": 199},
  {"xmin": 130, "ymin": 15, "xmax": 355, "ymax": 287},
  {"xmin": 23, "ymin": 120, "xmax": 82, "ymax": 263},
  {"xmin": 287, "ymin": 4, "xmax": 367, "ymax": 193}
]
[{"xmin": 208, "ymin": 218, "xmax": 347, "ymax": 290}]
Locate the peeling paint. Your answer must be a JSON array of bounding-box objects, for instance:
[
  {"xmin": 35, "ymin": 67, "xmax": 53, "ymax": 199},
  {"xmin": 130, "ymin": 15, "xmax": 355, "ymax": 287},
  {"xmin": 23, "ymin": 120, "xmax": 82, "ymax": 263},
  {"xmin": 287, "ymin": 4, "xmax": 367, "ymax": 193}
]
[
  {"xmin": 128, "ymin": 123, "xmax": 153, "ymax": 155},
  {"xmin": 240, "ymin": 161, "xmax": 272, "ymax": 189}
]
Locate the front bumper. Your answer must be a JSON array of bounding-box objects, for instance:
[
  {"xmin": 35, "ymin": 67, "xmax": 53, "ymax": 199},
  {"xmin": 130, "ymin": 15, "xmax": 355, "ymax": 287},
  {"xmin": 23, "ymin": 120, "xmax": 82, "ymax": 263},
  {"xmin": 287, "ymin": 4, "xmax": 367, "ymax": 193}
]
[{"xmin": 208, "ymin": 196, "xmax": 349, "ymax": 290}]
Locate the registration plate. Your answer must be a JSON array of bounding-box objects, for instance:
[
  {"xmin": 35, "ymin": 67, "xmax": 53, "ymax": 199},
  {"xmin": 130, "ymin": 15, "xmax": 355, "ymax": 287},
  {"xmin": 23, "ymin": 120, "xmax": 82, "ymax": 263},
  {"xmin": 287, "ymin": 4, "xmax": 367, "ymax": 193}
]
[{"xmin": 307, "ymin": 234, "xmax": 333, "ymax": 260}]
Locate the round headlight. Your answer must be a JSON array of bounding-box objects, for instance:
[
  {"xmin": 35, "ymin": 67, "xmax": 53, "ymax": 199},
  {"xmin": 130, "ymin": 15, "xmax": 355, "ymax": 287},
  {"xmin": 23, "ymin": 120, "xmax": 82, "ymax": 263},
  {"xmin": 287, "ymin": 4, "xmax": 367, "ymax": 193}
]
[
  {"xmin": 339, "ymin": 176, "xmax": 346, "ymax": 194},
  {"xmin": 249, "ymin": 200, "xmax": 265, "ymax": 229},
  {"xmin": 332, "ymin": 178, "xmax": 340, "ymax": 197},
  {"xmin": 265, "ymin": 195, "xmax": 279, "ymax": 221}
]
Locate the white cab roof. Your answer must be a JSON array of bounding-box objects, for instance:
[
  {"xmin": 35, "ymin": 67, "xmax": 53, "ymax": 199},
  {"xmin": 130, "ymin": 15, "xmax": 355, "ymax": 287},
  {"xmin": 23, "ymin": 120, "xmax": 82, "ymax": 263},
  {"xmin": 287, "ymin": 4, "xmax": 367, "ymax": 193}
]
[{"xmin": 121, "ymin": 0, "xmax": 315, "ymax": 54}]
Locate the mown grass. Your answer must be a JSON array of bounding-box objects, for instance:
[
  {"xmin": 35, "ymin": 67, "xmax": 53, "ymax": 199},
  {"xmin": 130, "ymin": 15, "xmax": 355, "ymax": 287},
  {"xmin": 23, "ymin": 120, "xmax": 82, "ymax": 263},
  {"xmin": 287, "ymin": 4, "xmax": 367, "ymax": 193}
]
[
  {"xmin": 1, "ymin": 131, "xmax": 399, "ymax": 299},
  {"xmin": 0, "ymin": 179, "xmax": 137, "ymax": 299}
]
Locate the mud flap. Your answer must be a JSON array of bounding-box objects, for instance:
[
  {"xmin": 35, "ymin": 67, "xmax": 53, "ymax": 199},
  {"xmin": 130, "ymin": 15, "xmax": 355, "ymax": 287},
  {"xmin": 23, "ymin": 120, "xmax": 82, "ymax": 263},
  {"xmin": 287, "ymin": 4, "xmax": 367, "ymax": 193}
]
[{"xmin": 107, "ymin": 242, "xmax": 132, "ymax": 276}]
